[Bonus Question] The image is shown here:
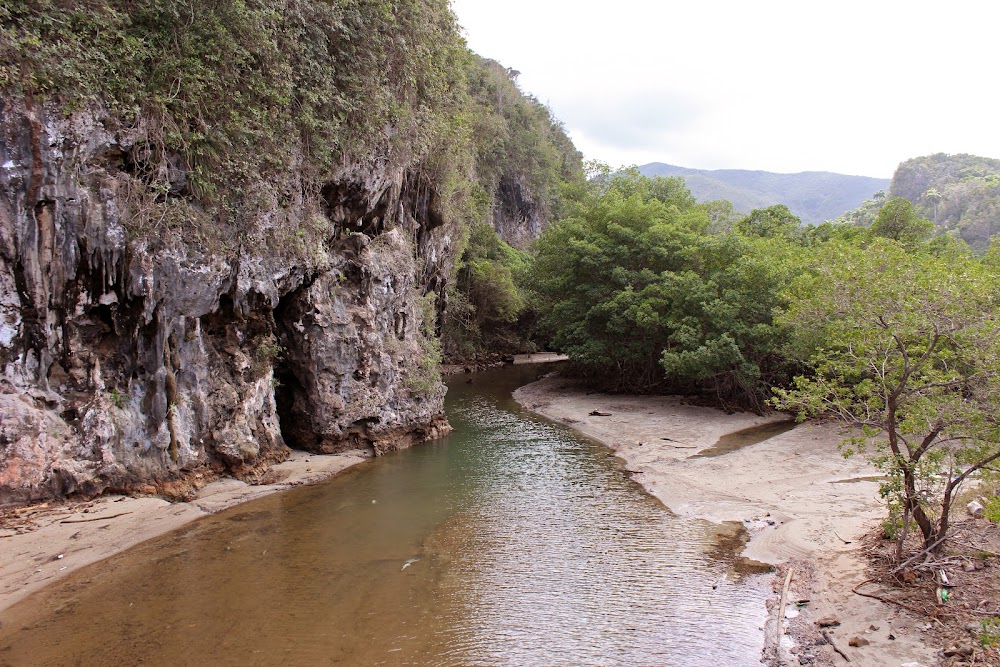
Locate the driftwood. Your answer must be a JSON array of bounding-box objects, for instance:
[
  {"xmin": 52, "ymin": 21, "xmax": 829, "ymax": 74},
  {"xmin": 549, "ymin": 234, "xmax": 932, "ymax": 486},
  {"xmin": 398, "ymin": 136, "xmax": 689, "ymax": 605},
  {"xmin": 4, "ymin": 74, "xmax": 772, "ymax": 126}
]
[
  {"xmin": 776, "ymin": 568, "xmax": 794, "ymax": 652},
  {"xmin": 661, "ymin": 437, "xmax": 696, "ymax": 448},
  {"xmin": 14, "ymin": 502, "xmax": 49, "ymax": 514},
  {"xmin": 889, "ymin": 531, "xmax": 955, "ymax": 576},
  {"xmin": 60, "ymin": 512, "xmax": 133, "ymax": 524},
  {"xmin": 851, "ymin": 578, "xmax": 927, "ymax": 617}
]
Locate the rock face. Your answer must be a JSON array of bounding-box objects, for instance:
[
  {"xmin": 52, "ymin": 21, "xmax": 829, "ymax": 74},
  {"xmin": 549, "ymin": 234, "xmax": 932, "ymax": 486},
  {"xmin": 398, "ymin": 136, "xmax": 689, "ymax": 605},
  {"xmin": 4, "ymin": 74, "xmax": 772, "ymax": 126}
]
[
  {"xmin": 492, "ymin": 173, "xmax": 544, "ymax": 249},
  {"xmin": 0, "ymin": 98, "xmax": 454, "ymax": 505}
]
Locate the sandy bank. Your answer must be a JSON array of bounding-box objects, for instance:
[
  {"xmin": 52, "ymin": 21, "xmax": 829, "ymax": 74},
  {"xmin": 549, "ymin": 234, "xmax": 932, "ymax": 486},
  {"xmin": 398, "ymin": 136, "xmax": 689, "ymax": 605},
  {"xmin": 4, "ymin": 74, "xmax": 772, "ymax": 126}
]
[
  {"xmin": 0, "ymin": 449, "xmax": 369, "ymax": 614},
  {"xmin": 442, "ymin": 352, "xmax": 569, "ymax": 375},
  {"xmin": 514, "ymin": 374, "xmax": 937, "ymax": 667}
]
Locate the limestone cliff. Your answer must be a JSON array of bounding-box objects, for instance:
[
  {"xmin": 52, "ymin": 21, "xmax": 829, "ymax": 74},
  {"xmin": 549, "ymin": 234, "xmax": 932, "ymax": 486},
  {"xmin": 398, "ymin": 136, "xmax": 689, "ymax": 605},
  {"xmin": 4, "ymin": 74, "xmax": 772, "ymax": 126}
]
[
  {"xmin": 492, "ymin": 173, "xmax": 544, "ymax": 250},
  {"xmin": 0, "ymin": 0, "xmax": 582, "ymax": 506},
  {"xmin": 0, "ymin": 98, "xmax": 453, "ymax": 504}
]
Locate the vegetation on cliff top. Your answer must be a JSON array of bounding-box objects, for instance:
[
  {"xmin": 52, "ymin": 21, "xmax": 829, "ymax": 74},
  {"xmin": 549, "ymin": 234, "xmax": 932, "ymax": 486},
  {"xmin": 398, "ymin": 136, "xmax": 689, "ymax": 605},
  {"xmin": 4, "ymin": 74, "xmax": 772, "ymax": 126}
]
[
  {"xmin": 889, "ymin": 153, "xmax": 1000, "ymax": 250},
  {"xmin": 829, "ymin": 153, "xmax": 1000, "ymax": 251},
  {"xmin": 2, "ymin": 0, "xmax": 465, "ymax": 205},
  {"xmin": 1, "ymin": 1, "xmax": 580, "ymax": 260},
  {"xmin": 1, "ymin": 0, "xmax": 583, "ymax": 377},
  {"xmin": 441, "ymin": 57, "xmax": 582, "ymax": 359}
]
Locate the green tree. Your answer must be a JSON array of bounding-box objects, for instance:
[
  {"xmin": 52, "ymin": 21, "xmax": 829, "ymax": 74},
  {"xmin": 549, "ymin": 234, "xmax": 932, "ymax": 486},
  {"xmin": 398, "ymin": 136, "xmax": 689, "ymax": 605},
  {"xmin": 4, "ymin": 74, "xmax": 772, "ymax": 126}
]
[
  {"xmin": 774, "ymin": 240, "xmax": 1000, "ymax": 554},
  {"xmin": 804, "ymin": 220, "xmax": 868, "ymax": 245},
  {"xmin": 444, "ymin": 221, "xmax": 530, "ymax": 357},
  {"xmin": 658, "ymin": 234, "xmax": 804, "ymax": 410},
  {"xmin": 531, "ymin": 171, "xmax": 801, "ymax": 408},
  {"xmin": 531, "ymin": 174, "xmax": 705, "ymax": 390},
  {"xmin": 924, "ymin": 187, "xmax": 942, "ymax": 223},
  {"xmin": 827, "ymin": 190, "xmax": 887, "ymax": 229},
  {"xmin": 870, "ymin": 197, "xmax": 934, "ymax": 246},
  {"xmin": 735, "ymin": 204, "xmax": 801, "ymax": 240},
  {"xmin": 697, "ymin": 199, "xmax": 742, "ymax": 233}
]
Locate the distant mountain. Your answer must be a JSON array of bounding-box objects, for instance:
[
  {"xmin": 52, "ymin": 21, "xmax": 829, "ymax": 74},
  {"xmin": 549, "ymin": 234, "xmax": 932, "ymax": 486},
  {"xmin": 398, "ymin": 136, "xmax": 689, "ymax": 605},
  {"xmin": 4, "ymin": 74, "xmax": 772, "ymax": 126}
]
[
  {"xmin": 889, "ymin": 153, "xmax": 1000, "ymax": 250},
  {"xmin": 637, "ymin": 163, "xmax": 890, "ymax": 225}
]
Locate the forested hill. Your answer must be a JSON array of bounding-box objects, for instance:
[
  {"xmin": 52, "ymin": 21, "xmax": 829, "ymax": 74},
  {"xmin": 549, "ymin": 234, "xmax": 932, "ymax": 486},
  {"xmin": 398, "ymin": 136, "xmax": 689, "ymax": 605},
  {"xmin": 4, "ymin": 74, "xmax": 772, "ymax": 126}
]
[
  {"xmin": 638, "ymin": 163, "xmax": 889, "ymax": 225},
  {"xmin": 889, "ymin": 153, "xmax": 1000, "ymax": 250}
]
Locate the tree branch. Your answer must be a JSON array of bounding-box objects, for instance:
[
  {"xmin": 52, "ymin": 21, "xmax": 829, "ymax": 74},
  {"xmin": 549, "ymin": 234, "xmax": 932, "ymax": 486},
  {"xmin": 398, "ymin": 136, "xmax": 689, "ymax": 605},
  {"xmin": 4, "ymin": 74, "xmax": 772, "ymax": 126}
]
[
  {"xmin": 901, "ymin": 376, "xmax": 975, "ymax": 397},
  {"xmin": 911, "ymin": 420, "xmax": 945, "ymax": 461},
  {"xmin": 950, "ymin": 449, "xmax": 1000, "ymax": 488},
  {"xmin": 890, "ymin": 327, "xmax": 940, "ymax": 403}
]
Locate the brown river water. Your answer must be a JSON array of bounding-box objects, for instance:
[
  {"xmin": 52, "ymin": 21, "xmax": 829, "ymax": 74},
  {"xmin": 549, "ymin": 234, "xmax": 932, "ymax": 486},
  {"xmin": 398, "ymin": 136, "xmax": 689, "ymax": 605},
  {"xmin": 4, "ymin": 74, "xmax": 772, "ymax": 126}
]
[{"xmin": 0, "ymin": 365, "xmax": 769, "ymax": 666}]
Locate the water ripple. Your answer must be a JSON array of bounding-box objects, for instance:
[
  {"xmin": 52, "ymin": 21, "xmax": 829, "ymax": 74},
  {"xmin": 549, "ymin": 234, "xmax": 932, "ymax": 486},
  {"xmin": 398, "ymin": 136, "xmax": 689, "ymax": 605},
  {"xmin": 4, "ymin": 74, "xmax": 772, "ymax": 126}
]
[
  {"xmin": 0, "ymin": 366, "xmax": 768, "ymax": 666},
  {"xmin": 428, "ymin": 388, "xmax": 768, "ymax": 666}
]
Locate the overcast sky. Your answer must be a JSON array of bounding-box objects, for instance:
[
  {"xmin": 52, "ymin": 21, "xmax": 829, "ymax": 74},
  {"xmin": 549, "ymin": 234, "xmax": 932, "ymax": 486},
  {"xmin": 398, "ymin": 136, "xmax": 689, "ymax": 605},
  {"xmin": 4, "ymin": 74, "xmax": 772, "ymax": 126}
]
[{"xmin": 450, "ymin": 1, "xmax": 999, "ymax": 178}]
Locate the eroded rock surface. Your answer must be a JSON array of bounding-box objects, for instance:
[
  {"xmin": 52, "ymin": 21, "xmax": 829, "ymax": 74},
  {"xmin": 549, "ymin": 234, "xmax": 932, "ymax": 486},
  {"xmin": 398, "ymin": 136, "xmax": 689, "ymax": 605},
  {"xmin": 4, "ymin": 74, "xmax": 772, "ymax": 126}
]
[{"xmin": 0, "ymin": 98, "xmax": 455, "ymax": 505}]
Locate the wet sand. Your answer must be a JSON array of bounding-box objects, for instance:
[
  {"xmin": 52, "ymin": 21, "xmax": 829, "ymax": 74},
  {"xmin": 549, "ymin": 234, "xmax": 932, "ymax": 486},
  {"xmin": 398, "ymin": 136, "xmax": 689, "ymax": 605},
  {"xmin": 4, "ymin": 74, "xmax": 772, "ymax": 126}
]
[
  {"xmin": 0, "ymin": 450, "xmax": 369, "ymax": 613},
  {"xmin": 514, "ymin": 374, "xmax": 936, "ymax": 667}
]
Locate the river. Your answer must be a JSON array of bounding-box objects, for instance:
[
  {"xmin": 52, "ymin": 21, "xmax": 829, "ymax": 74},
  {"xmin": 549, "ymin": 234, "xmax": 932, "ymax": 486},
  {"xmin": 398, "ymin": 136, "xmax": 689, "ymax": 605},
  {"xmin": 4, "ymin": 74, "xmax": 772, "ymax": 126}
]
[{"xmin": 0, "ymin": 364, "xmax": 769, "ymax": 666}]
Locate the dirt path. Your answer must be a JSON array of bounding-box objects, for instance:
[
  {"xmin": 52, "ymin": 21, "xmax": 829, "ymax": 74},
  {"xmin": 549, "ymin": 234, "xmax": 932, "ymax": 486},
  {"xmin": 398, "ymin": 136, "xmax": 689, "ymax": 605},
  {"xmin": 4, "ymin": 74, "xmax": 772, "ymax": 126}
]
[{"xmin": 514, "ymin": 375, "xmax": 937, "ymax": 667}]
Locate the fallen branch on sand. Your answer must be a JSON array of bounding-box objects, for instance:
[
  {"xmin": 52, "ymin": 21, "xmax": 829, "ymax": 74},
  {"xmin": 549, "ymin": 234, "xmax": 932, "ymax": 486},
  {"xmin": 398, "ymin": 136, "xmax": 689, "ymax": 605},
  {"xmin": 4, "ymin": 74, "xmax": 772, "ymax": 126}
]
[
  {"xmin": 776, "ymin": 567, "xmax": 794, "ymax": 650},
  {"xmin": 661, "ymin": 437, "xmax": 696, "ymax": 448},
  {"xmin": 889, "ymin": 531, "xmax": 956, "ymax": 576},
  {"xmin": 14, "ymin": 502, "xmax": 49, "ymax": 514},
  {"xmin": 851, "ymin": 578, "xmax": 927, "ymax": 617},
  {"xmin": 60, "ymin": 512, "xmax": 133, "ymax": 524}
]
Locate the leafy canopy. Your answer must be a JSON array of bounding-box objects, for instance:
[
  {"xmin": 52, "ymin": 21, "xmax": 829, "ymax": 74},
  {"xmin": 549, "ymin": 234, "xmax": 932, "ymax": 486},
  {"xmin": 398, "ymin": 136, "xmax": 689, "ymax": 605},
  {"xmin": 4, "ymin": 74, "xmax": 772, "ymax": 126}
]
[
  {"xmin": 774, "ymin": 240, "xmax": 1000, "ymax": 550},
  {"xmin": 870, "ymin": 197, "xmax": 934, "ymax": 246},
  {"xmin": 531, "ymin": 169, "xmax": 803, "ymax": 409}
]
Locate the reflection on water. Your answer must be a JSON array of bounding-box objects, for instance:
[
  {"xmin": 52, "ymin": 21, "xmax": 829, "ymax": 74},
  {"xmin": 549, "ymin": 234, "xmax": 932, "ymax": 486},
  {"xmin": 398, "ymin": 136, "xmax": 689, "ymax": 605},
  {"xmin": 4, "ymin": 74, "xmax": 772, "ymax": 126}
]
[{"xmin": 0, "ymin": 365, "xmax": 768, "ymax": 666}]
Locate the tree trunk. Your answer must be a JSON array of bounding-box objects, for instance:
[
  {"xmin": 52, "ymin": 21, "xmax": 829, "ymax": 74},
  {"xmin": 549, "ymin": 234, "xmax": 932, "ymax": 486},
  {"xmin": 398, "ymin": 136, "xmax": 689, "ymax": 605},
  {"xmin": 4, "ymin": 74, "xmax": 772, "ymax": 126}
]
[
  {"xmin": 929, "ymin": 481, "xmax": 956, "ymax": 552},
  {"xmin": 902, "ymin": 464, "xmax": 934, "ymax": 545},
  {"xmin": 888, "ymin": 415, "xmax": 934, "ymax": 550},
  {"xmin": 895, "ymin": 505, "xmax": 910, "ymax": 562}
]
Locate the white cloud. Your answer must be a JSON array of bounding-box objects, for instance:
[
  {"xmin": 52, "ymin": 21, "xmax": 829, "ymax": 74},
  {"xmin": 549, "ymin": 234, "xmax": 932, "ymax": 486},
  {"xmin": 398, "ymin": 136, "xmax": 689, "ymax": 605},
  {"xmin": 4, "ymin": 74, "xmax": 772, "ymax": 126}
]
[{"xmin": 451, "ymin": 0, "xmax": 1000, "ymax": 177}]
